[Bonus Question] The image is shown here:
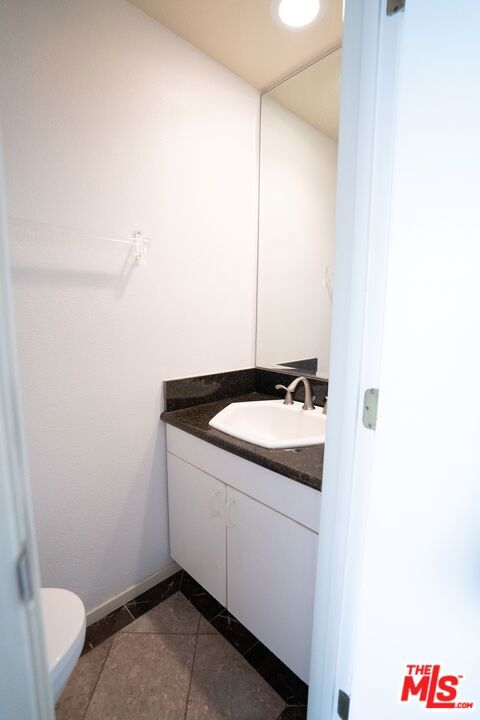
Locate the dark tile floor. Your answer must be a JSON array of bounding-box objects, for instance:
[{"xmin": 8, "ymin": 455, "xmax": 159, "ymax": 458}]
[{"xmin": 57, "ymin": 571, "xmax": 308, "ymax": 720}]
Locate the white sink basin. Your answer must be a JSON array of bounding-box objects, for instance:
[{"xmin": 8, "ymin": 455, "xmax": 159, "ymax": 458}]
[{"xmin": 208, "ymin": 399, "xmax": 326, "ymax": 449}]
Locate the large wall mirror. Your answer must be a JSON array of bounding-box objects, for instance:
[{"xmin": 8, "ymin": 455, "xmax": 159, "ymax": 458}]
[{"xmin": 256, "ymin": 48, "xmax": 341, "ymax": 379}]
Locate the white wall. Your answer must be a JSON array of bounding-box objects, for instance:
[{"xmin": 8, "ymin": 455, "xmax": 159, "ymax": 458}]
[
  {"xmin": 0, "ymin": 0, "xmax": 259, "ymax": 612},
  {"xmin": 256, "ymin": 95, "xmax": 337, "ymax": 377},
  {"xmin": 345, "ymin": 1, "xmax": 480, "ymax": 717}
]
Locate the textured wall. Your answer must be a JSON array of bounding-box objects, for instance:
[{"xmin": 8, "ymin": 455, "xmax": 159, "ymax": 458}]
[{"xmin": 0, "ymin": 0, "xmax": 259, "ymax": 611}]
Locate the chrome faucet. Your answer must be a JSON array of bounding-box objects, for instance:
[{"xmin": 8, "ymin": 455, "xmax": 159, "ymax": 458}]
[{"xmin": 275, "ymin": 376, "xmax": 316, "ymax": 411}]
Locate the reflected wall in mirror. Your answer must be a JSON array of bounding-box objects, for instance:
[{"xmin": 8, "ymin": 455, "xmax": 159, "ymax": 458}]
[{"xmin": 256, "ymin": 48, "xmax": 341, "ymax": 379}]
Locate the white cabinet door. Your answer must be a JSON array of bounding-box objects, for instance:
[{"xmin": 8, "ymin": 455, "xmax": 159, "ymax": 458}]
[
  {"xmin": 167, "ymin": 453, "xmax": 226, "ymax": 605},
  {"xmin": 226, "ymin": 486, "xmax": 318, "ymax": 682}
]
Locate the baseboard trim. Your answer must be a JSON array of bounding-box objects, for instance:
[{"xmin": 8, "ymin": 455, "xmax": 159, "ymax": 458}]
[{"xmin": 86, "ymin": 561, "xmax": 180, "ymax": 626}]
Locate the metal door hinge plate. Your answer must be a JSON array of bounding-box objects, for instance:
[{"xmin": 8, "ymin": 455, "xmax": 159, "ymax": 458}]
[
  {"xmin": 17, "ymin": 544, "xmax": 34, "ymax": 602},
  {"xmin": 363, "ymin": 388, "xmax": 379, "ymax": 430},
  {"xmin": 338, "ymin": 689, "xmax": 350, "ymax": 720},
  {"xmin": 387, "ymin": 0, "xmax": 405, "ymax": 15}
]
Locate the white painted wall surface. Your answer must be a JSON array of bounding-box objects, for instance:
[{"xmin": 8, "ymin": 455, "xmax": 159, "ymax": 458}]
[
  {"xmin": 257, "ymin": 95, "xmax": 337, "ymax": 376},
  {"xmin": 0, "ymin": 0, "xmax": 259, "ymax": 612},
  {"xmin": 345, "ymin": 1, "xmax": 480, "ymax": 717}
]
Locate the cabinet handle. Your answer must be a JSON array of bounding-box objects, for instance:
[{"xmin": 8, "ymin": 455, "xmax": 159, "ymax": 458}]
[
  {"xmin": 225, "ymin": 498, "xmax": 237, "ymax": 528},
  {"xmin": 209, "ymin": 490, "xmax": 223, "ymax": 518}
]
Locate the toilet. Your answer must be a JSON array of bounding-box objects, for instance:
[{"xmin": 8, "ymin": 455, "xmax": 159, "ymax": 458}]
[{"xmin": 41, "ymin": 588, "xmax": 86, "ymax": 702}]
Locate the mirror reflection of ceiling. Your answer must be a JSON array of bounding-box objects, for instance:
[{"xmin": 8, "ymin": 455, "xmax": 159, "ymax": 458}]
[
  {"xmin": 127, "ymin": 0, "xmax": 343, "ymax": 91},
  {"xmin": 267, "ymin": 49, "xmax": 341, "ymax": 141}
]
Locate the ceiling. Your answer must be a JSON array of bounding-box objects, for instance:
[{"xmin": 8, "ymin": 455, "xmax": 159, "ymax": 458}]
[
  {"xmin": 127, "ymin": 0, "xmax": 343, "ymax": 91},
  {"xmin": 268, "ymin": 48, "xmax": 341, "ymax": 140}
]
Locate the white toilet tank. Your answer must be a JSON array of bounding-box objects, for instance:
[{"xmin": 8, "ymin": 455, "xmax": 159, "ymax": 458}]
[{"xmin": 41, "ymin": 588, "xmax": 86, "ymax": 702}]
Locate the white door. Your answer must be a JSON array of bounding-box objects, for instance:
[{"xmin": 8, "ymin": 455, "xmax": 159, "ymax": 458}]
[
  {"xmin": 309, "ymin": 1, "xmax": 480, "ymax": 719},
  {"xmin": 167, "ymin": 453, "xmax": 227, "ymax": 605},
  {"xmin": 0, "ymin": 143, "xmax": 53, "ymax": 718},
  {"xmin": 307, "ymin": 0, "xmax": 404, "ymax": 714},
  {"xmin": 226, "ymin": 486, "xmax": 318, "ymax": 682},
  {"xmin": 347, "ymin": 0, "xmax": 480, "ymax": 717}
]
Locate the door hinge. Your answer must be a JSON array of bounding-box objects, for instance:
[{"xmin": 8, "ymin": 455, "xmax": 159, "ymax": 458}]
[
  {"xmin": 387, "ymin": 0, "xmax": 405, "ymax": 15},
  {"xmin": 362, "ymin": 388, "xmax": 379, "ymax": 430},
  {"xmin": 338, "ymin": 689, "xmax": 350, "ymax": 720},
  {"xmin": 17, "ymin": 544, "xmax": 34, "ymax": 602}
]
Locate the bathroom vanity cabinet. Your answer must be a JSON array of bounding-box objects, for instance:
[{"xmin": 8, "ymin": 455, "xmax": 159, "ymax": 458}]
[{"xmin": 166, "ymin": 425, "xmax": 320, "ymax": 682}]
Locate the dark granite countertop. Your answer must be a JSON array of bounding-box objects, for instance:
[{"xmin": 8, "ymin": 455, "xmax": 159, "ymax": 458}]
[{"xmin": 161, "ymin": 392, "xmax": 323, "ymax": 491}]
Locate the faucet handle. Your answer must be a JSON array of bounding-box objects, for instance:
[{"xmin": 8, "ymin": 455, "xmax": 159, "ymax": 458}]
[{"xmin": 275, "ymin": 384, "xmax": 294, "ymax": 405}]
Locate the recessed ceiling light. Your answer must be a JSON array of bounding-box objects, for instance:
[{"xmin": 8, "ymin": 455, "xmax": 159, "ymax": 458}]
[{"xmin": 275, "ymin": 0, "xmax": 322, "ymax": 28}]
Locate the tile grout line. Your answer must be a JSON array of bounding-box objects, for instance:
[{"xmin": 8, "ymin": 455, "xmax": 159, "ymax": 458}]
[
  {"xmin": 207, "ymin": 608, "xmax": 223, "ymax": 624},
  {"xmin": 123, "ymin": 603, "xmax": 136, "ymax": 621},
  {"xmin": 119, "ymin": 630, "xmax": 200, "ymax": 636},
  {"xmin": 83, "ymin": 571, "xmax": 185, "ymax": 654},
  {"xmin": 80, "ymin": 636, "xmax": 116, "ymax": 720},
  {"xmin": 242, "ymin": 638, "xmax": 259, "ymax": 658},
  {"xmin": 183, "ymin": 625, "xmax": 200, "ymax": 720}
]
